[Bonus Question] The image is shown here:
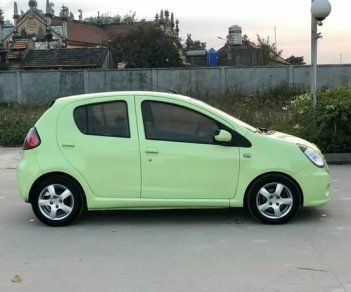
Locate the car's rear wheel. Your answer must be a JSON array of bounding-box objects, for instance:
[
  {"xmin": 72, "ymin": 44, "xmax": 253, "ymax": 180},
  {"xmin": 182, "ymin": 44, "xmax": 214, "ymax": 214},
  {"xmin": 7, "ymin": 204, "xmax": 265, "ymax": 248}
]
[
  {"xmin": 247, "ymin": 174, "xmax": 301, "ymax": 224},
  {"xmin": 31, "ymin": 176, "xmax": 84, "ymax": 226}
]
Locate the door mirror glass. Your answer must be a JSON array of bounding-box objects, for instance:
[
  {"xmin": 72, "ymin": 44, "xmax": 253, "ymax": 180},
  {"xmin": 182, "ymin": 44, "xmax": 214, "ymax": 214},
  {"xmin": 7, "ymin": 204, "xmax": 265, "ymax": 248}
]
[{"xmin": 214, "ymin": 129, "xmax": 232, "ymax": 143}]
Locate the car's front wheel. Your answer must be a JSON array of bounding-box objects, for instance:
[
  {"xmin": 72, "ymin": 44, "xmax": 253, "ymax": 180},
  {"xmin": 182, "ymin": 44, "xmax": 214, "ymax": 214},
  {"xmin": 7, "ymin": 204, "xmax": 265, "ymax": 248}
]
[
  {"xmin": 31, "ymin": 176, "xmax": 84, "ymax": 226},
  {"xmin": 247, "ymin": 174, "xmax": 301, "ymax": 224}
]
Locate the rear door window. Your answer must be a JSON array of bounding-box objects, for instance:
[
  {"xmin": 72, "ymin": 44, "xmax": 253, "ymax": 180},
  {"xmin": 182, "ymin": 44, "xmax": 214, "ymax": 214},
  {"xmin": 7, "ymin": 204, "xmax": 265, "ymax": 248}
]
[{"xmin": 74, "ymin": 101, "xmax": 130, "ymax": 138}]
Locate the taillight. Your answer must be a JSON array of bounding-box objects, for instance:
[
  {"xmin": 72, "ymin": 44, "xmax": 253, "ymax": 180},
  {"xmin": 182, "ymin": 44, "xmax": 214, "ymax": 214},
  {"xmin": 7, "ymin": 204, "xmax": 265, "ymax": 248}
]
[{"xmin": 23, "ymin": 128, "xmax": 41, "ymax": 150}]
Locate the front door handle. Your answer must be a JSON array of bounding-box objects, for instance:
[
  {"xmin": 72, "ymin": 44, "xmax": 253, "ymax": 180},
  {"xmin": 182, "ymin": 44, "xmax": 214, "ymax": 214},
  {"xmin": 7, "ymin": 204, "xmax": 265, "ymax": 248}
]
[{"xmin": 145, "ymin": 148, "xmax": 159, "ymax": 154}]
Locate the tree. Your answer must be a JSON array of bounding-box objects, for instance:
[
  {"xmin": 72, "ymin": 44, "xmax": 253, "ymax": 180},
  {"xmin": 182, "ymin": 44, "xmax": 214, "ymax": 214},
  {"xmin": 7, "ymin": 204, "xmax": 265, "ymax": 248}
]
[
  {"xmin": 121, "ymin": 11, "xmax": 137, "ymax": 24},
  {"xmin": 184, "ymin": 34, "xmax": 206, "ymax": 50},
  {"xmin": 286, "ymin": 55, "xmax": 306, "ymax": 65},
  {"xmin": 111, "ymin": 23, "xmax": 184, "ymax": 68},
  {"xmin": 256, "ymin": 35, "xmax": 283, "ymax": 65},
  {"xmin": 84, "ymin": 11, "xmax": 140, "ymax": 25}
]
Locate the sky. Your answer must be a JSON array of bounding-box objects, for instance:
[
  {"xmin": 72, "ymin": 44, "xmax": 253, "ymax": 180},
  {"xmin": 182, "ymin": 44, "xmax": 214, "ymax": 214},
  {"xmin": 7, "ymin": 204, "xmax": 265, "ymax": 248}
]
[{"xmin": 1, "ymin": 0, "xmax": 350, "ymax": 64}]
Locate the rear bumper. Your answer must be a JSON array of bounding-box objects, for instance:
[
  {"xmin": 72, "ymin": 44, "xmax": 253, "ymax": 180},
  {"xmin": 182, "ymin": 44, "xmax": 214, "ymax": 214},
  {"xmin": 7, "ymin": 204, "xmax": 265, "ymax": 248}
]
[{"xmin": 16, "ymin": 150, "xmax": 41, "ymax": 203}]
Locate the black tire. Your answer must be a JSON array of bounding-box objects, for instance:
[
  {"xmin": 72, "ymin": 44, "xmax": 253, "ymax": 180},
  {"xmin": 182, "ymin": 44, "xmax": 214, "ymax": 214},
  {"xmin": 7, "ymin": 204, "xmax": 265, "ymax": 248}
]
[
  {"xmin": 247, "ymin": 174, "xmax": 301, "ymax": 224},
  {"xmin": 31, "ymin": 176, "xmax": 84, "ymax": 226}
]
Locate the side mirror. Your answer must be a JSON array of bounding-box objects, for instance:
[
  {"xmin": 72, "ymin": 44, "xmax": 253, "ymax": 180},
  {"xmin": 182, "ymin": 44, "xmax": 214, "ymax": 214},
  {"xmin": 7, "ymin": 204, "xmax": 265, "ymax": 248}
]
[{"xmin": 214, "ymin": 129, "xmax": 232, "ymax": 143}]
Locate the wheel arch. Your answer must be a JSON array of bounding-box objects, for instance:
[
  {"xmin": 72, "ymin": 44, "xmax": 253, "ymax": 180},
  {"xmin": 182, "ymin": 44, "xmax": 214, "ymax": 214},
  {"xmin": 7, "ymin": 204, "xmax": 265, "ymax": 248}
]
[
  {"xmin": 28, "ymin": 172, "xmax": 87, "ymax": 206},
  {"xmin": 243, "ymin": 171, "xmax": 304, "ymax": 208}
]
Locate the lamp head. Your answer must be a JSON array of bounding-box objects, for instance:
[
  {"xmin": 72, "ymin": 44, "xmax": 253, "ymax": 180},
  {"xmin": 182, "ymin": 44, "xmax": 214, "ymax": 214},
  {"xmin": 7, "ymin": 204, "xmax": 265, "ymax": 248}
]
[{"xmin": 311, "ymin": 0, "xmax": 331, "ymax": 21}]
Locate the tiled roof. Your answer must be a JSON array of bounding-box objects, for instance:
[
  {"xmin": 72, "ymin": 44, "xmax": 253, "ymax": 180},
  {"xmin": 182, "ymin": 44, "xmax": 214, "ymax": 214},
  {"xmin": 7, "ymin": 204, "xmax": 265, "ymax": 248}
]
[
  {"xmin": 6, "ymin": 51, "xmax": 22, "ymax": 60},
  {"xmin": 66, "ymin": 22, "xmax": 137, "ymax": 45},
  {"xmin": 272, "ymin": 55, "xmax": 290, "ymax": 65},
  {"xmin": 22, "ymin": 48, "xmax": 108, "ymax": 68},
  {"xmin": 101, "ymin": 24, "xmax": 136, "ymax": 39},
  {"xmin": 217, "ymin": 40, "xmax": 261, "ymax": 53},
  {"xmin": 67, "ymin": 22, "xmax": 109, "ymax": 45}
]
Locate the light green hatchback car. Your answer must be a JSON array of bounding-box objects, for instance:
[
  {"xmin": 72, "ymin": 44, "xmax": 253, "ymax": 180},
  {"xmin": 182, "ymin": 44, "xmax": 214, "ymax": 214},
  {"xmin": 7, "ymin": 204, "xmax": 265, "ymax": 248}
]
[{"xmin": 17, "ymin": 91, "xmax": 330, "ymax": 226}]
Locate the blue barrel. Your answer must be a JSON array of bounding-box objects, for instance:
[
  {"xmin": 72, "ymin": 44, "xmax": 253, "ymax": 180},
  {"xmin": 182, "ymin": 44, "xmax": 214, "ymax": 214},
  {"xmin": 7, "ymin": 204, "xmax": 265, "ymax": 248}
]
[{"xmin": 207, "ymin": 49, "xmax": 218, "ymax": 66}]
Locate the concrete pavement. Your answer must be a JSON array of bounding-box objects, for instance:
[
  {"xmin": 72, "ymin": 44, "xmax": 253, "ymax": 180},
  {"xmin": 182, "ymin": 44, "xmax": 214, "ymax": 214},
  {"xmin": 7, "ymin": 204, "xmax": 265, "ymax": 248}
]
[
  {"xmin": 1, "ymin": 147, "xmax": 351, "ymax": 291},
  {"xmin": 0, "ymin": 147, "xmax": 22, "ymax": 169}
]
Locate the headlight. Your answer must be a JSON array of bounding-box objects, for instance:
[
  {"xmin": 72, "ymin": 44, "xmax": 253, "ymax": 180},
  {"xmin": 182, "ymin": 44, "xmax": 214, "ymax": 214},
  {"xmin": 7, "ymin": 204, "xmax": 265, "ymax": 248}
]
[{"xmin": 298, "ymin": 144, "xmax": 325, "ymax": 168}]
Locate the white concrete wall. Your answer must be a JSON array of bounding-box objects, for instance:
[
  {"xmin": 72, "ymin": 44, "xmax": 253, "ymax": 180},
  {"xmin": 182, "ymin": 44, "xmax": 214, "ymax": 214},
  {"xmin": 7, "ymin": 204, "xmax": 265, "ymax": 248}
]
[{"xmin": 0, "ymin": 65, "xmax": 350, "ymax": 102}]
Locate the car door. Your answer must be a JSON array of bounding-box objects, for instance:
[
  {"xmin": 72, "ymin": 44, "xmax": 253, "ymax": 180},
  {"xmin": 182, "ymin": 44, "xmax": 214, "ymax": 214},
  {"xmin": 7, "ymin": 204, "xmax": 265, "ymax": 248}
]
[
  {"xmin": 56, "ymin": 95, "xmax": 141, "ymax": 198},
  {"xmin": 135, "ymin": 95, "xmax": 240, "ymax": 200}
]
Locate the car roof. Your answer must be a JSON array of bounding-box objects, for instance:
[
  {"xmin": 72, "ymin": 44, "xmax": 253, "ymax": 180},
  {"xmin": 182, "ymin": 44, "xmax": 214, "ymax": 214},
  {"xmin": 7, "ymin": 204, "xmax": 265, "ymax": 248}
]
[{"xmin": 53, "ymin": 91, "xmax": 193, "ymax": 105}]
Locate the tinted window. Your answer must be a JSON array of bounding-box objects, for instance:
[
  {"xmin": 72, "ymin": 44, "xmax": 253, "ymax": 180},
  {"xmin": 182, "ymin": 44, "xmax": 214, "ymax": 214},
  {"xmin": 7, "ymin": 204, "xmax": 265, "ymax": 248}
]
[
  {"xmin": 142, "ymin": 101, "xmax": 219, "ymax": 144},
  {"xmin": 74, "ymin": 101, "xmax": 130, "ymax": 137}
]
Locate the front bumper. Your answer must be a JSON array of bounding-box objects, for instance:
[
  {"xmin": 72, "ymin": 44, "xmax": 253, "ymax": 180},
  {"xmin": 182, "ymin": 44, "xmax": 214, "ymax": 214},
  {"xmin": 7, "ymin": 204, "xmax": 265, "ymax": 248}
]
[{"xmin": 293, "ymin": 164, "xmax": 330, "ymax": 207}]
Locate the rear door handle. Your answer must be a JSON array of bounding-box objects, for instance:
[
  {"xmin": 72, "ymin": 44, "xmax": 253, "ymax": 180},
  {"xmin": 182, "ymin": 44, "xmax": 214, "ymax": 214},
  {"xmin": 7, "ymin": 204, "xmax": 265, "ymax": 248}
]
[
  {"xmin": 62, "ymin": 141, "xmax": 76, "ymax": 148},
  {"xmin": 145, "ymin": 148, "xmax": 159, "ymax": 154}
]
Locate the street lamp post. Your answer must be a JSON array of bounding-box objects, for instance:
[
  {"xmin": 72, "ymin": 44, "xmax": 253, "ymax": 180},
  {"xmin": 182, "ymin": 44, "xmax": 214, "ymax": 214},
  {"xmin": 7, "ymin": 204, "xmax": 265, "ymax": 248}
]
[
  {"xmin": 310, "ymin": 0, "xmax": 331, "ymax": 109},
  {"xmin": 311, "ymin": 8, "xmax": 318, "ymax": 109}
]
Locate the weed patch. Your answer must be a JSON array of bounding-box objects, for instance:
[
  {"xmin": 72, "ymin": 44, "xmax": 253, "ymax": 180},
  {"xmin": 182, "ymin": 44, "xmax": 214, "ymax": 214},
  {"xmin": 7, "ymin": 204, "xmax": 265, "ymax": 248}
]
[{"xmin": 0, "ymin": 102, "xmax": 48, "ymax": 147}]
